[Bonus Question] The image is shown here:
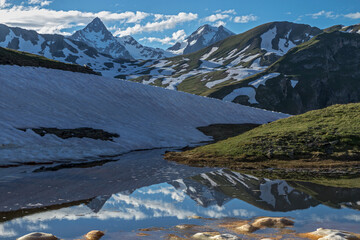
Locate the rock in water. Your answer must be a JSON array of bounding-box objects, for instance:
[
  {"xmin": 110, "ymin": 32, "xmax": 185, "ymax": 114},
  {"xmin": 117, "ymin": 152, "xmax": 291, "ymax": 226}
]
[
  {"xmin": 17, "ymin": 232, "xmax": 59, "ymax": 240},
  {"xmin": 252, "ymin": 217, "xmax": 294, "ymax": 228},
  {"xmin": 236, "ymin": 223, "xmax": 259, "ymax": 233},
  {"xmin": 85, "ymin": 230, "xmax": 105, "ymax": 240},
  {"xmin": 302, "ymin": 228, "xmax": 360, "ymax": 240}
]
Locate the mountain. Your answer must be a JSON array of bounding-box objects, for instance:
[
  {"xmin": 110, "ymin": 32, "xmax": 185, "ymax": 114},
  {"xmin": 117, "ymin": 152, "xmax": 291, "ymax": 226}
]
[
  {"xmin": 71, "ymin": 17, "xmax": 173, "ymax": 60},
  {"xmin": 70, "ymin": 17, "xmax": 132, "ymax": 59},
  {"xmin": 118, "ymin": 35, "xmax": 174, "ymax": 59},
  {"xmin": 167, "ymin": 24, "xmax": 235, "ymax": 55},
  {"xmin": 0, "ymin": 19, "xmax": 170, "ymax": 78},
  {"xmin": 0, "ymin": 23, "xmax": 141, "ymax": 77},
  {"xmin": 0, "ymin": 52, "xmax": 287, "ymax": 163},
  {"xmin": 128, "ymin": 22, "xmax": 322, "ymax": 93},
  {"xmin": 341, "ymin": 24, "xmax": 360, "ymax": 34},
  {"xmin": 205, "ymin": 31, "xmax": 360, "ymax": 114}
]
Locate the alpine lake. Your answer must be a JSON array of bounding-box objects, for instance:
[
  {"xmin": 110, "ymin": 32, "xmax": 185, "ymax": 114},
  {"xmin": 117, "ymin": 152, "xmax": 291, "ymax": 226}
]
[{"xmin": 0, "ymin": 148, "xmax": 359, "ymax": 240}]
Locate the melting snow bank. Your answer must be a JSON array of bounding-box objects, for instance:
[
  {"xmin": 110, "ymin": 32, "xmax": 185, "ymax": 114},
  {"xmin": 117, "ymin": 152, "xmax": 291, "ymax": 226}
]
[{"xmin": 0, "ymin": 65, "xmax": 288, "ymax": 164}]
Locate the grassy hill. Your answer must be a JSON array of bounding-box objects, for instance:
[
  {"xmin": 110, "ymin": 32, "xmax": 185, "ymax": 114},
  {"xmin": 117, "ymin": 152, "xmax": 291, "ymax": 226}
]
[
  {"xmin": 0, "ymin": 47, "xmax": 99, "ymax": 75},
  {"xmin": 165, "ymin": 103, "xmax": 360, "ymax": 171}
]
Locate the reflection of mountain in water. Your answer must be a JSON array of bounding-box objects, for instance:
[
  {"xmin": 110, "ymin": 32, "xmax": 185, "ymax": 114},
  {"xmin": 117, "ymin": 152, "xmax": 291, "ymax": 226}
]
[
  {"xmin": 289, "ymin": 181, "xmax": 360, "ymax": 211},
  {"xmin": 172, "ymin": 169, "xmax": 360, "ymax": 212},
  {"xmin": 2, "ymin": 169, "xmax": 360, "ymax": 224},
  {"xmin": 171, "ymin": 179, "xmax": 232, "ymax": 208}
]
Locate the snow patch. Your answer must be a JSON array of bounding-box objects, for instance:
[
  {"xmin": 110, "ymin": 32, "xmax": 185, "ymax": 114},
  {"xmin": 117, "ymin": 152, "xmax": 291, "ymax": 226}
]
[
  {"xmin": 249, "ymin": 73, "xmax": 281, "ymax": 88},
  {"xmin": 223, "ymin": 87, "xmax": 258, "ymax": 104},
  {"xmin": 0, "ymin": 66, "xmax": 287, "ymax": 163}
]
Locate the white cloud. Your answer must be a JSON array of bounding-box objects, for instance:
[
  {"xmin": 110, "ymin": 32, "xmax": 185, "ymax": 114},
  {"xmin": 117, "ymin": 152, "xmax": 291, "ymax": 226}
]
[
  {"xmin": 234, "ymin": 14, "xmax": 258, "ymax": 23},
  {"xmin": 114, "ymin": 12, "xmax": 197, "ymax": 36},
  {"xmin": 28, "ymin": 0, "xmax": 52, "ymax": 6},
  {"xmin": 0, "ymin": 5, "xmax": 150, "ymax": 34},
  {"xmin": 140, "ymin": 29, "xmax": 187, "ymax": 45},
  {"xmin": 215, "ymin": 9, "xmax": 236, "ymax": 15},
  {"xmin": 0, "ymin": 0, "xmax": 9, "ymax": 8},
  {"xmin": 214, "ymin": 21, "xmax": 226, "ymax": 27},
  {"xmin": 204, "ymin": 13, "xmax": 229, "ymax": 22},
  {"xmin": 307, "ymin": 10, "xmax": 338, "ymax": 19},
  {"xmin": 344, "ymin": 12, "xmax": 360, "ymax": 19},
  {"xmin": 222, "ymin": 9, "xmax": 236, "ymax": 14}
]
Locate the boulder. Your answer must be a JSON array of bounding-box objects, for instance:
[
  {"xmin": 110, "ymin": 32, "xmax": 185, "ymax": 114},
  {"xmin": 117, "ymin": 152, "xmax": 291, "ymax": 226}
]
[
  {"xmin": 17, "ymin": 232, "xmax": 59, "ymax": 240},
  {"xmin": 85, "ymin": 230, "xmax": 105, "ymax": 240},
  {"xmin": 252, "ymin": 217, "xmax": 294, "ymax": 228},
  {"xmin": 192, "ymin": 232, "xmax": 220, "ymax": 239},
  {"xmin": 236, "ymin": 224, "xmax": 259, "ymax": 233},
  {"xmin": 192, "ymin": 232, "xmax": 238, "ymax": 240},
  {"xmin": 302, "ymin": 228, "xmax": 360, "ymax": 240}
]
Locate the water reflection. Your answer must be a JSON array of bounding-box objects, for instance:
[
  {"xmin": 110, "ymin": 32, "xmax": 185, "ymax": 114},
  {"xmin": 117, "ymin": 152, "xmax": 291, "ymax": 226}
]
[{"xmin": 0, "ymin": 151, "xmax": 360, "ymax": 239}]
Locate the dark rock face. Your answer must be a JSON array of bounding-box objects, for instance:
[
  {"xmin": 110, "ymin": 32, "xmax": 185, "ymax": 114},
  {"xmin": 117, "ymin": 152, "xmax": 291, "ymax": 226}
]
[
  {"xmin": 18, "ymin": 127, "xmax": 119, "ymax": 141},
  {"xmin": 255, "ymin": 31, "xmax": 360, "ymax": 114}
]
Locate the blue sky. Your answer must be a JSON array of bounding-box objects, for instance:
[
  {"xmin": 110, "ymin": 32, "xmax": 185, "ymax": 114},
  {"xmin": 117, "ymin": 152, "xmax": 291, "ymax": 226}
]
[{"xmin": 0, "ymin": 0, "xmax": 359, "ymax": 49}]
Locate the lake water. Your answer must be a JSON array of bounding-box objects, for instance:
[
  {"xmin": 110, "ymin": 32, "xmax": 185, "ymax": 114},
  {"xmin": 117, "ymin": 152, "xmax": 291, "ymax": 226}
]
[{"xmin": 0, "ymin": 149, "xmax": 359, "ymax": 239}]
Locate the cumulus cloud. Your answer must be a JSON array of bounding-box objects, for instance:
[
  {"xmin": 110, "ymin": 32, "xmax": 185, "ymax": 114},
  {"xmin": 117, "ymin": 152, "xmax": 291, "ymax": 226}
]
[
  {"xmin": 204, "ymin": 13, "xmax": 230, "ymax": 22},
  {"xmin": 0, "ymin": 5, "xmax": 151, "ymax": 34},
  {"xmin": 28, "ymin": 0, "xmax": 52, "ymax": 6},
  {"xmin": 307, "ymin": 10, "xmax": 338, "ymax": 19},
  {"xmin": 234, "ymin": 14, "xmax": 258, "ymax": 23},
  {"xmin": 344, "ymin": 12, "xmax": 360, "ymax": 19},
  {"xmin": 140, "ymin": 29, "xmax": 187, "ymax": 45},
  {"xmin": 114, "ymin": 12, "xmax": 197, "ymax": 36},
  {"xmin": 214, "ymin": 21, "xmax": 226, "ymax": 27},
  {"xmin": 0, "ymin": 0, "xmax": 9, "ymax": 8}
]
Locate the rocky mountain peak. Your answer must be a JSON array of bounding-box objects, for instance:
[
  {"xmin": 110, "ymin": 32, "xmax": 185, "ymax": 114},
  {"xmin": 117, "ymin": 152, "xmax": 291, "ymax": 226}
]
[{"xmin": 168, "ymin": 24, "xmax": 234, "ymax": 55}]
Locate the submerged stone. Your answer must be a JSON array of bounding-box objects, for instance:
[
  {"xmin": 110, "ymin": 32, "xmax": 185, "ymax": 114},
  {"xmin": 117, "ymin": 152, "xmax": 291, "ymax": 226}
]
[{"xmin": 17, "ymin": 232, "xmax": 59, "ymax": 240}]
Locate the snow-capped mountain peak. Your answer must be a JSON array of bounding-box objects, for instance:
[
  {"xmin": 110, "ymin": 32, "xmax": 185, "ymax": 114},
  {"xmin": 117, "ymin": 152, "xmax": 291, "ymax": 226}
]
[
  {"xmin": 168, "ymin": 24, "xmax": 235, "ymax": 55},
  {"xmin": 70, "ymin": 17, "xmax": 132, "ymax": 59},
  {"xmin": 70, "ymin": 17, "xmax": 173, "ymax": 60},
  {"xmin": 117, "ymin": 35, "xmax": 174, "ymax": 59}
]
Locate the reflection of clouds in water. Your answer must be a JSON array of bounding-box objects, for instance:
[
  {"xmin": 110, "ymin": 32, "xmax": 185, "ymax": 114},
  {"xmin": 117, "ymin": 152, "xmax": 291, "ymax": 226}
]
[
  {"xmin": 232, "ymin": 209, "xmax": 256, "ymax": 218},
  {"xmin": 344, "ymin": 214, "xmax": 360, "ymax": 222},
  {"xmin": 137, "ymin": 186, "xmax": 186, "ymax": 202},
  {"xmin": 26, "ymin": 223, "xmax": 49, "ymax": 231},
  {"xmin": 2, "ymin": 181, "xmax": 260, "ymax": 231},
  {"xmin": 0, "ymin": 224, "xmax": 17, "ymax": 238},
  {"xmin": 199, "ymin": 205, "xmax": 255, "ymax": 219},
  {"xmin": 108, "ymin": 193, "xmax": 194, "ymax": 219}
]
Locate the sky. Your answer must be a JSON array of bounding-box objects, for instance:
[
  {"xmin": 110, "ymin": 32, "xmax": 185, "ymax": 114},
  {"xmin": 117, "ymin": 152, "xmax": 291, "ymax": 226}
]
[{"xmin": 0, "ymin": 0, "xmax": 359, "ymax": 49}]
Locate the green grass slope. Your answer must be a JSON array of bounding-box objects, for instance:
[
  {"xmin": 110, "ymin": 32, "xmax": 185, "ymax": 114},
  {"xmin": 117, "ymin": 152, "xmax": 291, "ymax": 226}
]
[
  {"xmin": 0, "ymin": 47, "xmax": 99, "ymax": 75},
  {"xmin": 165, "ymin": 103, "xmax": 360, "ymax": 169}
]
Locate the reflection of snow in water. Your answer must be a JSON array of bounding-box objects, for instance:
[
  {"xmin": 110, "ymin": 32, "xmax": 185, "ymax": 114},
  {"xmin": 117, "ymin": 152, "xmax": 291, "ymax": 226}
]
[{"xmin": 1, "ymin": 170, "xmax": 360, "ymax": 239}]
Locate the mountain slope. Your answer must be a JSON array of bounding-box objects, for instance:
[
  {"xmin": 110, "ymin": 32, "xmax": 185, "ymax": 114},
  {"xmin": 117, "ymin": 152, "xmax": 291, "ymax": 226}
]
[
  {"xmin": 129, "ymin": 22, "xmax": 322, "ymax": 93},
  {"xmin": 0, "ymin": 62, "xmax": 287, "ymax": 164},
  {"xmin": 0, "ymin": 47, "xmax": 98, "ymax": 74},
  {"xmin": 206, "ymin": 31, "xmax": 360, "ymax": 114},
  {"xmin": 166, "ymin": 103, "xmax": 360, "ymax": 165},
  {"xmin": 168, "ymin": 24, "xmax": 235, "ymax": 55}
]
